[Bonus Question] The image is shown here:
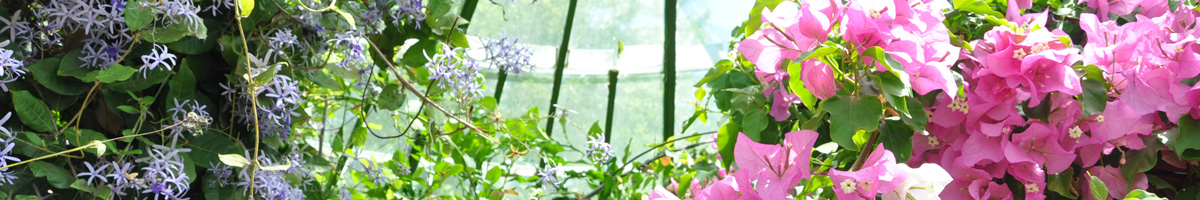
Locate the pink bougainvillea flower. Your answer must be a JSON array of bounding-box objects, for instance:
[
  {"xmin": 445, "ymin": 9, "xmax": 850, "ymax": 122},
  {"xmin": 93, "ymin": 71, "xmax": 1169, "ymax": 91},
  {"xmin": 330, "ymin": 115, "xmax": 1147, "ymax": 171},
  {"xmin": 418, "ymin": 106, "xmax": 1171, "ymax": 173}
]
[
  {"xmin": 829, "ymin": 144, "xmax": 909, "ymax": 200},
  {"xmin": 1002, "ymin": 122, "xmax": 1076, "ymax": 174},
  {"xmin": 755, "ymin": 65, "xmax": 801, "ymax": 121},
  {"xmin": 1077, "ymin": 100, "xmax": 1156, "ymax": 167},
  {"xmin": 1119, "ymin": 67, "xmax": 1193, "ymax": 121},
  {"xmin": 800, "ymin": 59, "xmax": 838, "ymax": 100},
  {"xmin": 645, "ymin": 185, "xmax": 682, "ymax": 200},
  {"xmin": 690, "ymin": 174, "xmax": 762, "ymax": 200},
  {"xmin": 941, "ymin": 161, "xmax": 1014, "ymax": 200},
  {"xmin": 883, "ymin": 163, "xmax": 952, "ymax": 200},
  {"xmin": 733, "ymin": 130, "xmax": 818, "ymax": 198},
  {"xmin": 737, "ymin": 1, "xmax": 837, "ymax": 70}
]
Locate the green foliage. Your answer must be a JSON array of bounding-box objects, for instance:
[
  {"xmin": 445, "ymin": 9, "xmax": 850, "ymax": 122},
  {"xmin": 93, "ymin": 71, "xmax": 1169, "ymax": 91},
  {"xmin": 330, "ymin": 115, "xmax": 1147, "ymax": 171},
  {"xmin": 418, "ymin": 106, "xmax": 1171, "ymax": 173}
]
[{"xmin": 821, "ymin": 95, "xmax": 883, "ymax": 151}]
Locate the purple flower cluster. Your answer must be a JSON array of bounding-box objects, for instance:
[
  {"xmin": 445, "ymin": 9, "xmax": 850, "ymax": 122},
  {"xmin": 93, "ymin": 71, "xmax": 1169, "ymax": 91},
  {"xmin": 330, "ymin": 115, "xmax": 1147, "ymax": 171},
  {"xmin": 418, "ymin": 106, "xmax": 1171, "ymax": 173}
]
[
  {"xmin": 426, "ymin": 45, "xmax": 484, "ymax": 99},
  {"xmin": 0, "ymin": 47, "xmax": 24, "ymax": 92},
  {"xmin": 235, "ymin": 151, "xmax": 306, "ymax": 200},
  {"xmin": 392, "ymin": 0, "xmax": 426, "ymax": 29},
  {"xmin": 136, "ymin": 145, "xmax": 192, "ymax": 199},
  {"xmin": 219, "ymin": 56, "xmax": 304, "ymax": 140},
  {"xmin": 81, "ymin": 38, "xmax": 127, "ymax": 68},
  {"xmin": 40, "ymin": 0, "xmax": 130, "ymax": 39},
  {"xmin": 142, "ymin": 0, "xmax": 203, "ymax": 32},
  {"xmin": 358, "ymin": 159, "xmax": 387, "ymax": 185},
  {"xmin": 585, "ymin": 135, "xmax": 613, "ymax": 163},
  {"xmin": 267, "ymin": 29, "xmax": 300, "ymax": 57},
  {"xmin": 482, "ymin": 36, "xmax": 534, "ymax": 74},
  {"xmin": 207, "ymin": 163, "xmax": 233, "ymax": 186},
  {"xmin": 0, "ymin": 112, "xmax": 20, "ymax": 185},
  {"xmin": 204, "ymin": 0, "xmax": 235, "ymax": 16},
  {"xmin": 327, "ymin": 32, "xmax": 369, "ymax": 71}
]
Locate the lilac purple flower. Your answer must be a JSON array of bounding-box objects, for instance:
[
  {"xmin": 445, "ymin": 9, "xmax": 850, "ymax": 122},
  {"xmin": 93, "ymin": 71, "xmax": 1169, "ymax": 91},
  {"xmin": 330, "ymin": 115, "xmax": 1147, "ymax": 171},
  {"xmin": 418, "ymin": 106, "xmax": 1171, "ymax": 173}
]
[
  {"xmin": 207, "ymin": 162, "xmax": 233, "ymax": 186},
  {"xmin": 327, "ymin": 32, "xmax": 369, "ymax": 71},
  {"xmin": 0, "ymin": 47, "xmax": 24, "ymax": 92},
  {"xmin": 140, "ymin": 44, "xmax": 177, "ymax": 77},
  {"xmin": 482, "ymin": 36, "xmax": 534, "ymax": 74},
  {"xmin": 536, "ymin": 160, "xmax": 561, "ymax": 190},
  {"xmin": 392, "ymin": 0, "xmax": 426, "ymax": 29},
  {"xmin": 81, "ymin": 37, "xmax": 126, "ymax": 68},
  {"xmin": 585, "ymin": 135, "xmax": 614, "ymax": 163},
  {"xmin": 0, "ymin": 112, "xmax": 18, "ymax": 185},
  {"xmin": 137, "ymin": 144, "xmax": 192, "ymax": 200},
  {"xmin": 426, "ymin": 45, "xmax": 484, "ymax": 99},
  {"xmin": 267, "ymin": 29, "xmax": 300, "ymax": 56},
  {"xmin": 358, "ymin": 159, "xmax": 386, "ymax": 185},
  {"xmin": 106, "ymin": 161, "xmax": 134, "ymax": 186},
  {"xmin": 235, "ymin": 151, "xmax": 306, "ymax": 200},
  {"xmin": 77, "ymin": 161, "xmax": 111, "ymax": 185}
]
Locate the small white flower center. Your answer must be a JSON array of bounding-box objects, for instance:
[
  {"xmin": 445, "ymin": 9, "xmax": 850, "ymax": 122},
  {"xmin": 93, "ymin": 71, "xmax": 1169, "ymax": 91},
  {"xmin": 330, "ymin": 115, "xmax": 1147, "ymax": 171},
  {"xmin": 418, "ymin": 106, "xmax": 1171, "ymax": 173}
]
[
  {"xmin": 1096, "ymin": 115, "xmax": 1105, "ymax": 122},
  {"xmin": 840, "ymin": 179, "xmax": 858, "ymax": 193},
  {"xmin": 1025, "ymin": 183, "xmax": 1039, "ymax": 193},
  {"xmin": 1069, "ymin": 126, "xmax": 1083, "ymax": 139},
  {"xmin": 1030, "ymin": 42, "xmax": 1049, "ymax": 54},
  {"xmin": 1013, "ymin": 48, "xmax": 1028, "ymax": 60},
  {"xmin": 928, "ymin": 135, "xmax": 940, "ymax": 147}
]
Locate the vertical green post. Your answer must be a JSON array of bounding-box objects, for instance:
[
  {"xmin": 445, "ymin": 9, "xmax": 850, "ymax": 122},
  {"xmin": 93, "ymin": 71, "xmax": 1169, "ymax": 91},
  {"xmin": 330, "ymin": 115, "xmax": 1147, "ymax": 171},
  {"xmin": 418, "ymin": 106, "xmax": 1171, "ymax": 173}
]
[
  {"xmin": 604, "ymin": 70, "xmax": 619, "ymax": 143},
  {"xmin": 545, "ymin": 0, "xmax": 580, "ymax": 137},
  {"xmin": 663, "ymin": 0, "xmax": 677, "ymax": 141}
]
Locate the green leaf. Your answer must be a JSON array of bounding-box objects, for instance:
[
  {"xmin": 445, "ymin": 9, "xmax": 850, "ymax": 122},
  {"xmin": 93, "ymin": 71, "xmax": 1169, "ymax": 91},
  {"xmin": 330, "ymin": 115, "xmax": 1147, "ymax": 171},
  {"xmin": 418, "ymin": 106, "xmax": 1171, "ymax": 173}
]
[
  {"xmin": 741, "ymin": 110, "xmax": 769, "ymax": 141},
  {"xmin": 1174, "ymin": 114, "xmax": 1200, "ymax": 160},
  {"xmin": 190, "ymin": 130, "xmax": 246, "ymax": 167},
  {"xmin": 29, "ymin": 57, "xmax": 89, "ymax": 95},
  {"xmin": 787, "ymin": 61, "xmax": 818, "ymax": 109},
  {"xmin": 107, "ymin": 66, "xmax": 173, "ymax": 92},
  {"xmin": 31, "ymin": 161, "xmax": 77, "ymax": 189},
  {"xmin": 57, "ymin": 50, "xmax": 96, "ymax": 81},
  {"xmin": 451, "ymin": 29, "xmax": 471, "ymax": 48},
  {"xmin": 1124, "ymin": 189, "xmax": 1166, "ymax": 200},
  {"xmin": 694, "ymin": 60, "xmax": 735, "ymax": 87},
  {"xmin": 333, "ymin": 8, "xmax": 357, "ymax": 30},
  {"xmin": 821, "ymin": 95, "xmax": 884, "ymax": 151},
  {"xmin": 1089, "ymin": 175, "xmax": 1110, "ymax": 200},
  {"xmin": 96, "ymin": 64, "xmax": 138, "ymax": 83},
  {"xmin": 1122, "ymin": 137, "xmax": 1161, "ymax": 185},
  {"xmin": 1047, "ymin": 167, "xmax": 1078, "ymax": 199},
  {"xmin": 64, "ymin": 129, "xmax": 115, "ymax": 156},
  {"xmin": 125, "ymin": 0, "xmax": 155, "ymax": 30},
  {"xmin": 716, "ymin": 122, "xmax": 741, "ymax": 168},
  {"xmin": 142, "ymin": 25, "xmax": 190, "ymax": 43},
  {"xmin": 486, "ymin": 166, "xmax": 505, "ymax": 183},
  {"xmin": 402, "ymin": 40, "xmax": 438, "ymax": 67},
  {"xmin": 166, "ymin": 61, "xmax": 196, "ymax": 101},
  {"xmin": 1080, "ymin": 79, "xmax": 1107, "ymax": 117},
  {"xmin": 953, "ymin": 0, "xmax": 1005, "ymax": 19},
  {"xmin": 903, "ymin": 96, "xmax": 928, "ymax": 131},
  {"xmin": 378, "ymin": 83, "xmax": 404, "ymax": 110},
  {"xmin": 880, "ymin": 119, "xmax": 914, "ymax": 161},
  {"xmin": 12, "ymin": 90, "xmax": 57, "ymax": 132},
  {"xmin": 802, "ymin": 46, "xmax": 840, "ymax": 61},
  {"xmin": 237, "ymin": 0, "xmax": 254, "ymax": 18},
  {"xmin": 71, "ymin": 179, "xmax": 113, "ymax": 199}
]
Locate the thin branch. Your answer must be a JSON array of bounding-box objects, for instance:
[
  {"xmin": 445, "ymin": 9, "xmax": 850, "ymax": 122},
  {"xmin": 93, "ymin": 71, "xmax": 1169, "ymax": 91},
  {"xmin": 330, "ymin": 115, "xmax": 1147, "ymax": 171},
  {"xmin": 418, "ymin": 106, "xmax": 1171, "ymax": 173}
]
[{"xmin": 365, "ymin": 40, "xmax": 499, "ymax": 143}]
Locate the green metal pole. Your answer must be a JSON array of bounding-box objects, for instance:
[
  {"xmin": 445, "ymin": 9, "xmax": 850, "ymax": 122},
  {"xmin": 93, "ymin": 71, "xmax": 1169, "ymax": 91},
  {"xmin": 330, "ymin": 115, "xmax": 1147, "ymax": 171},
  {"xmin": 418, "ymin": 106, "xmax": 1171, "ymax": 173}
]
[
  {"xmin": 545, "ymin": 0, "xmax": 580, "ymax": 137},
  {"xmin": 663, "ymin": 0, "xmax": 677, "ymax": 141},
  {"xmin": 605, "ymin": 70, "xmax": 619, "ymax": 143}
]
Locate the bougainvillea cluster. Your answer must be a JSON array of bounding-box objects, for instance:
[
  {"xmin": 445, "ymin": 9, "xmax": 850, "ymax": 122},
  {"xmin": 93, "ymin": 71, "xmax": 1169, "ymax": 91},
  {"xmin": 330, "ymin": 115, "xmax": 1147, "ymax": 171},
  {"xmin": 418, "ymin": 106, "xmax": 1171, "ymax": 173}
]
[{"xmin": 656, "ymin": 0, "xmax": 1200, "ymax": 199}]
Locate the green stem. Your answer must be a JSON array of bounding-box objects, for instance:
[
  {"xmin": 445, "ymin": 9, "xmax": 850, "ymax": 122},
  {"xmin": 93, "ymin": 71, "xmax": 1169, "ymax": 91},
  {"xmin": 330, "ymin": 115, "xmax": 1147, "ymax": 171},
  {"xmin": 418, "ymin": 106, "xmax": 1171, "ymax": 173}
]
[
  {"xmin": 604, "ymin": 70, "xmax": 619, "ymax": 143},
  {"xmin": 849, "ymin": 130, "xmax": 880, "ymax": 171},
  {"xmin": 663, "ymin": 0, "xmax": 677, "ymax": 141},
  {"xmin": 0, "ymin": 123, "xmax": 181, "ymax": 170},
  {"xmin": 544, "ymin": 0, "xmax": 580, "ymax": 137}
]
